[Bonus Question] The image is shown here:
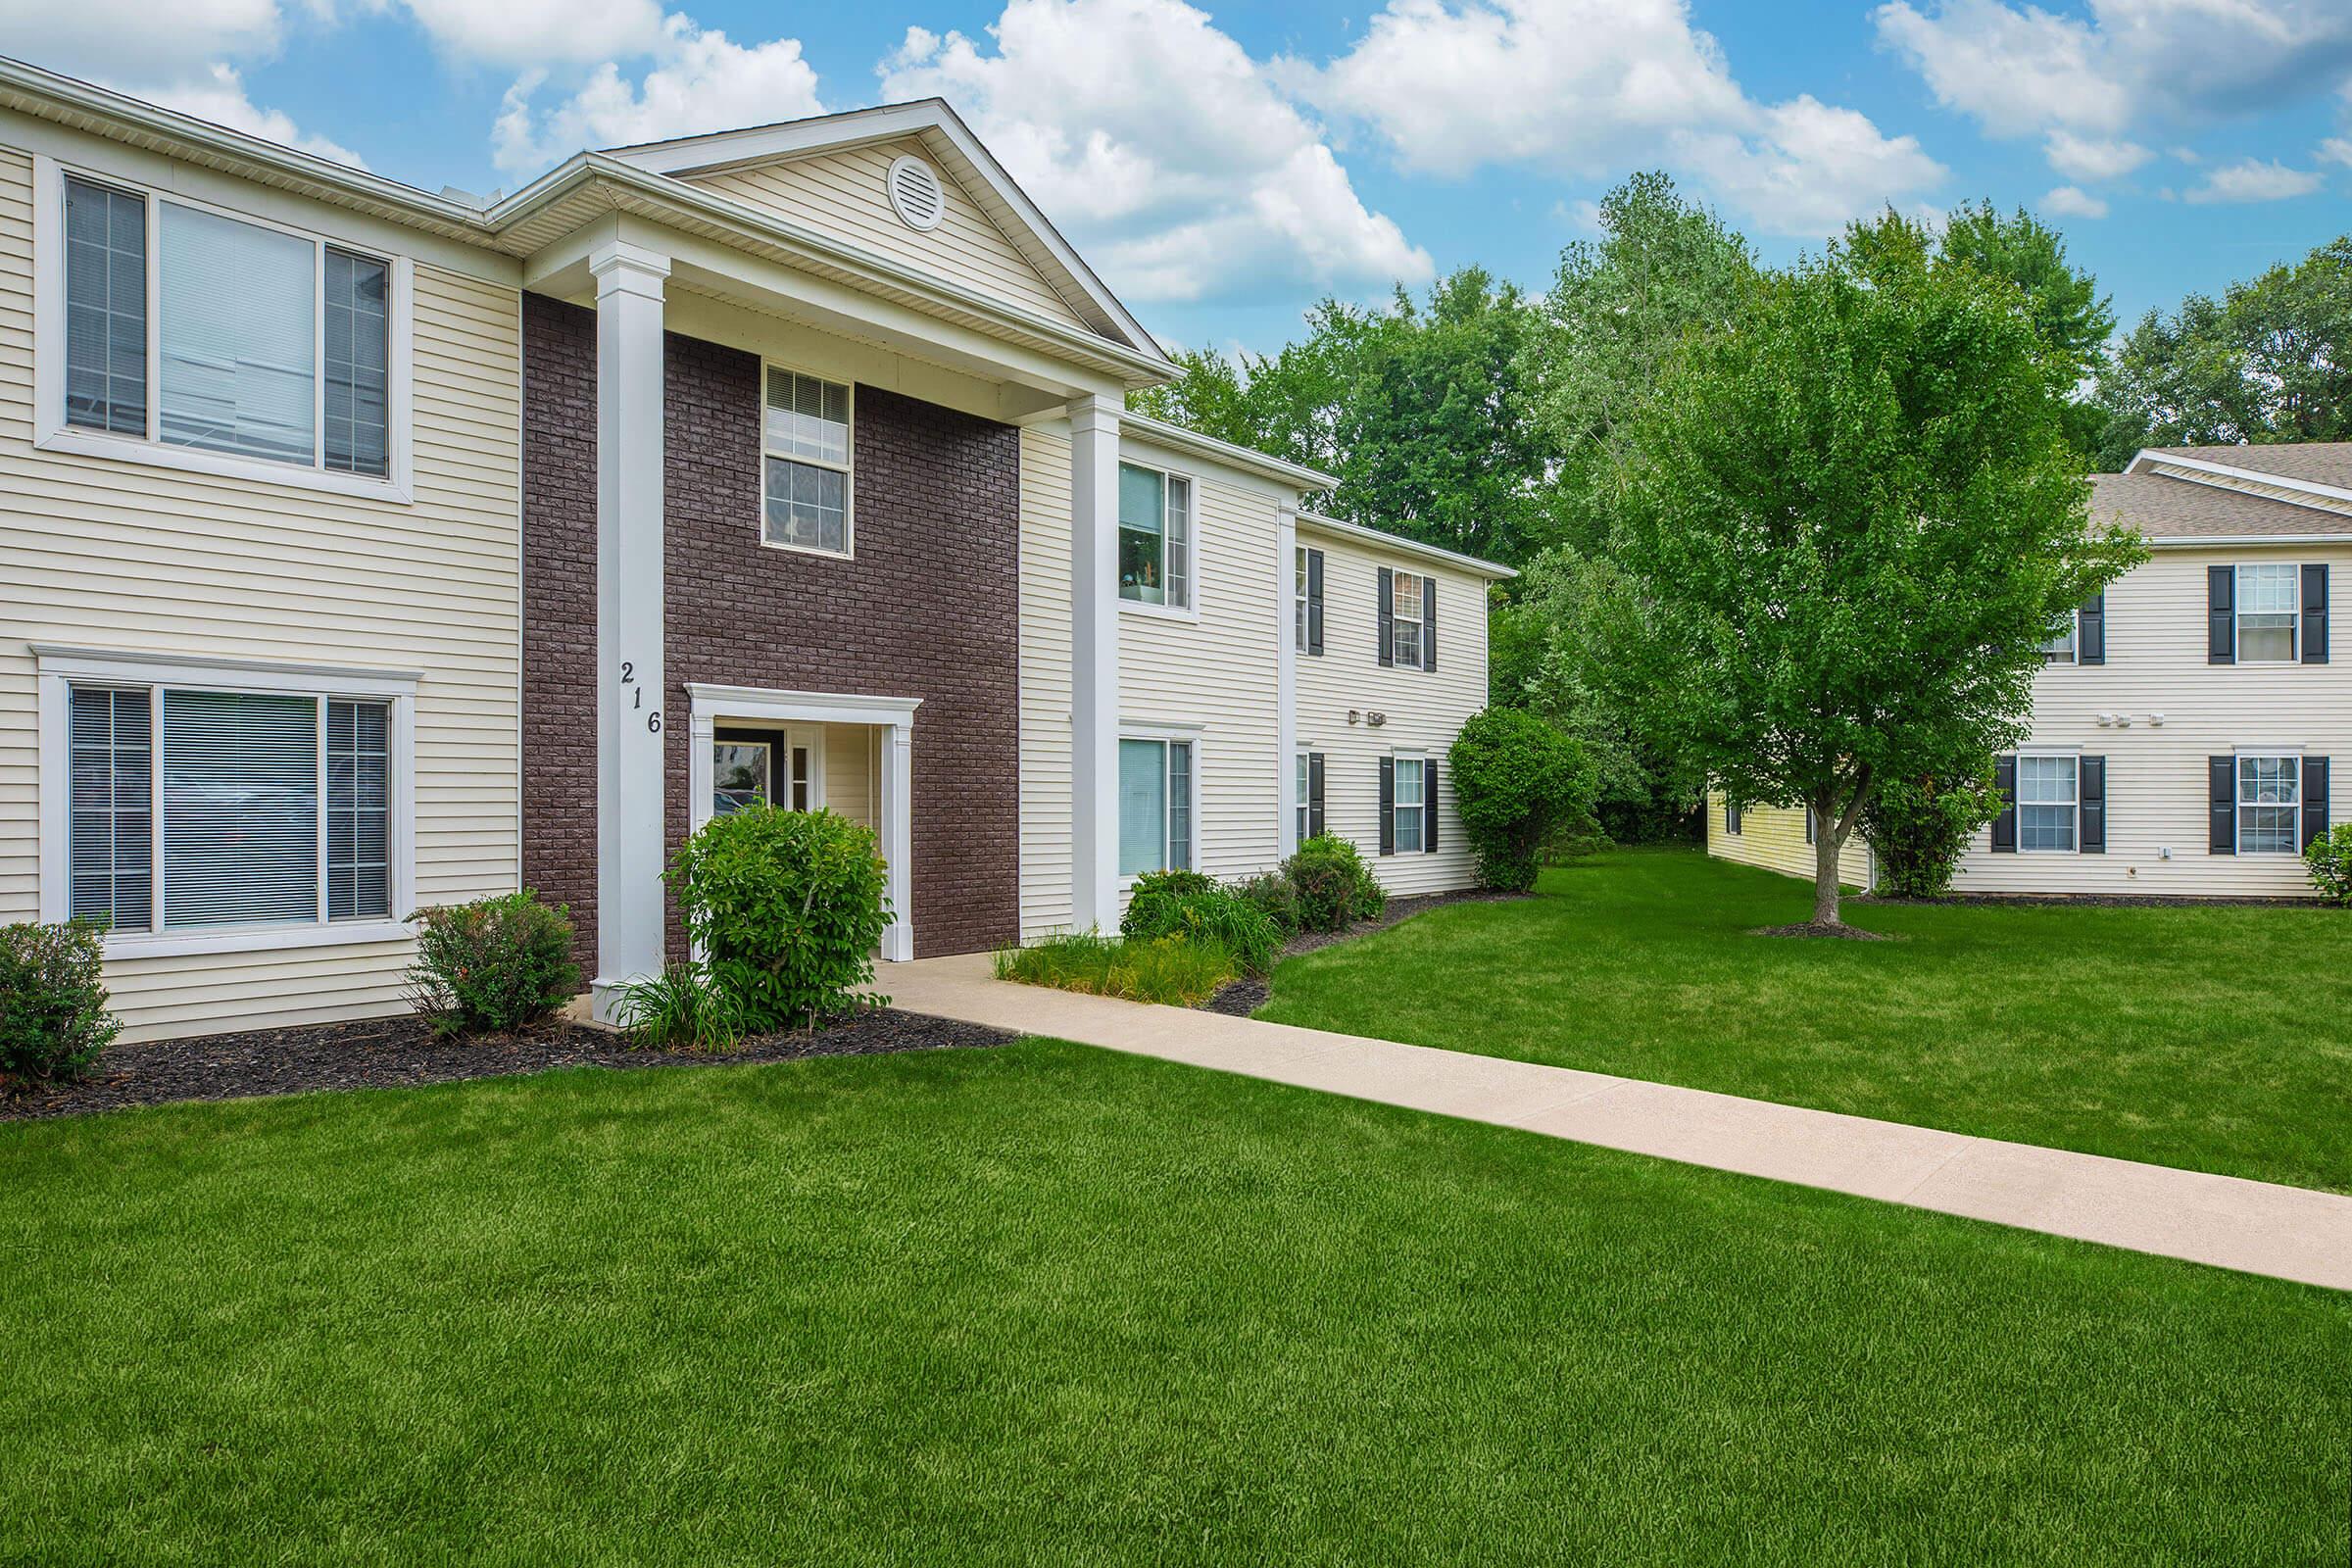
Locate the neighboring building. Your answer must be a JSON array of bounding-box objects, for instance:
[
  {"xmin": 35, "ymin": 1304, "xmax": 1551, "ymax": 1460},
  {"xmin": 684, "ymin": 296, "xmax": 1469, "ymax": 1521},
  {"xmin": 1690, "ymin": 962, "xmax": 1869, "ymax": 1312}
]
[
  {"xmin": 1709, "ymin": 443, "xmax": 2344, "ymax": 898},
  {"xmin": 0, "ymin": 59, "xmax": 1506, "ymax": 1041}
]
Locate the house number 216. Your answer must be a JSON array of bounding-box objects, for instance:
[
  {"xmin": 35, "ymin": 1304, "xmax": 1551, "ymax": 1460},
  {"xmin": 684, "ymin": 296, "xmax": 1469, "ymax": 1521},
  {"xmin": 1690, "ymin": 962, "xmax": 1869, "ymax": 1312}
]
[{"xmin": 620, "ymin": 662, "xmax": 662, "ymax": 733}]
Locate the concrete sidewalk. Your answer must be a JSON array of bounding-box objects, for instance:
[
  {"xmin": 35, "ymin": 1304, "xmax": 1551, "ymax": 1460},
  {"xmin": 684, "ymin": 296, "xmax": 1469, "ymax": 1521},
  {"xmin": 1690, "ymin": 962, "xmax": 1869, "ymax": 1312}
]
[{"xmin": 890, "ymin": 953, "xmax": 2352, "ymax": 1292}]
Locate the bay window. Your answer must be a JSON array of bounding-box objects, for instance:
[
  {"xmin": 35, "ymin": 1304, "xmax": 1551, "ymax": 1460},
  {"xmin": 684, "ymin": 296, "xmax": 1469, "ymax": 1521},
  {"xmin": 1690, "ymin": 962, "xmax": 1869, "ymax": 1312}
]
[
  {"xmin": 1118, "ymin": 463, "xmax": 1191, "ymax": 610},
  {"xmin": 1118, "ymin": 736, "xmax": 1193, "ymax": 876}
]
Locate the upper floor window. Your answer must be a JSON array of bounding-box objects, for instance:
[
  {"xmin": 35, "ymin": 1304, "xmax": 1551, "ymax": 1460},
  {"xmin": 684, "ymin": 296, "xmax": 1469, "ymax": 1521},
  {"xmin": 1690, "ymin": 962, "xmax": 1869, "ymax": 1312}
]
[
  {"xmin": 762, "ymin": 368, "xmax": 853, "ymax": 556},
  {"xmin": 1118, "ymin": 463, "xmax": 1191, "ymax": 610},
  {"xmin": 2038, "ymin": 612, "xmax": 2076, "ymax": 664},
  {"xmin": 2236, "ymin": 564, "xmax": 2299, "ymax": 663},
  {"xmin": 59, "ymin": 173, "xmax": 391, "ymax": 479},
  {"xmin": 1392, "ymin": 571, "xmax": 1424, "ymax": 667}
]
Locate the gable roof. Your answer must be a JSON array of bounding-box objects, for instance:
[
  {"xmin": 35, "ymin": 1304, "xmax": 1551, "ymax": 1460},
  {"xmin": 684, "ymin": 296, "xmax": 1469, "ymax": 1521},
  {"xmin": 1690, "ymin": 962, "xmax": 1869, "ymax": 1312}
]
[
  {"xmin": 2088, "ymin": 471, "xmax": 2352, "ymax": 542},
  {"xmin": 600, "ymin": 100, "xmax": 1158, "ymax": 358},
  {"xmin": 1297, "ymin": 513, "xmax": 1516, "ymax": 580},
  {"xmin": 2135, "ymin": 441, "xmax": 2352, "ymax": 496}
]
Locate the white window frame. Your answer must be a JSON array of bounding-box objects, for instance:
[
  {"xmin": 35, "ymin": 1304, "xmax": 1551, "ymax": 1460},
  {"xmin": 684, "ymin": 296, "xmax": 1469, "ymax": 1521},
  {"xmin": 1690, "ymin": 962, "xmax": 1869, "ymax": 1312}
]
[
  {"xmin": 2039, "ymin": 610, "xmax": 2078, "ymax": 665},
  {"xmin": 759, "ymin": 360, "xmax": 855, "ymax": 560},
  {"xmin": 29, "ymin": 154, "xmax": 415, "ymax": 504},
  {"xmin": 2234, "ymin": 752, "xmax": 2303, "ymax": 856},
  {"xmin": 34, "ymin": 647, "xmax": 418, "ymax": 958},
  {"xmin": 1295, "ymin": 750, "xmax": 1311, "ymax": 845},
  {"xmin": 1116, "ymin": 461, "xmax": 1199, "ymax": 620},
  {"xmin": 2234, "ymin": 563, "xmax": 2300, "ymax": 664},
  {"xmin": 1392, "ymin": 751, "xmax": 1428, "ymax": 855},
  {"xmin": 1116, "ymin": 722, "xmax": 1202, "ymax": 885},
  {"xmin": 1294, "ymin": 545, "xmax": 1310, "ymax": 652},
  {"xmin": 1392, "ymin": 571, "xmax": 1426, "ymax": 669},
  {"xmin": 2015, "ymin": 751, "xmax": 2081, "ymax": 855}
]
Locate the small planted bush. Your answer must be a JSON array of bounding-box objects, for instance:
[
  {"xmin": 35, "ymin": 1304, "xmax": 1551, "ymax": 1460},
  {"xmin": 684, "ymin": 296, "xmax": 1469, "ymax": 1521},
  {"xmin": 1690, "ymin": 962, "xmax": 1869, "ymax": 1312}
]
[
  {"xmin": 2307, "ymin": 822, "xmax": 2352, "ymax": 907},
  {"xmin": 1121, "ymin": 870, "xmax": 1283, "ymax": 975},
  {"xmin": 995, "ymin": 931, "xmax": 1237, "ymax": 1007},
  {"xmin": 407, "ymin": 891, "xmax": 581, "ymax": 1038},
  {"xmin": 1448, "ymin": 707, "xmax": 1597, "ymax": 893},
  {"xmin": 612, "ymin": 962, "xmax": 747, "ymax": 1053},
  {"xmin": 0, "ymin": 920, "xmax": 120, "ymax": 1088},
  {"xmin": 1282, "ymin": 835, "xmax": 1387, "ymax": 933},
  {"xmin": 1229, "ymin": 870, "xmax": 1300, "ymax": 939},
  {"xmin": 1861, "ymin": 769, "xmax": 2004, "ymax": 900},
  {"xmin": 671, "ymin": 805, "xmax": 891, "ymax": 1031}
]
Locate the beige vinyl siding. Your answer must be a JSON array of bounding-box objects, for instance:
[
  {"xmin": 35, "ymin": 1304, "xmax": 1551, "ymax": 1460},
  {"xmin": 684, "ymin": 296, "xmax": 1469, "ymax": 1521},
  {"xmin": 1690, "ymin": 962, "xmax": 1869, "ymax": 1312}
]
[
  {"xmin": 1016, "ymin": 423, "xmax": 1076, "ymax": 938},
  {"xmin": 822, "ymin": 722, "xmax": 875, "ymax": 827},
  {"xmin": 1296, "ymin": 535, "xmax": 1489, "ymax": 897},
  {"xmin": 1706, "ymin": 800, "xmax": 1871, "ymax": 887},
  {"xmin": 687, "ymin": 141, "xmax": 1091, "ymax": 333},
  {"xmin": 0, "ymin": 143, "xmax": 524, "ymax": 1040},
  {"xmin": 1951, "ymin": 542, "xmax": 2349, "ymax": 898}
]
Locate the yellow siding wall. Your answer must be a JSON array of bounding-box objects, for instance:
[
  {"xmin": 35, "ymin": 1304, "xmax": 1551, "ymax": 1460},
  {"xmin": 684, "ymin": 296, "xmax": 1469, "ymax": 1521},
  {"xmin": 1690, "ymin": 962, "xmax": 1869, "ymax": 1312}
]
[
  {"xmin": 1296, "ymin": 533, "xmax": 1490, "ymax": 897},
  {"xmin": 1706, "ymin": 798, "xmax": 1873, "ymax": 887},
  {"xmin": 0, "ymin": 142, "xmax": 523, "ymax": 1040}
]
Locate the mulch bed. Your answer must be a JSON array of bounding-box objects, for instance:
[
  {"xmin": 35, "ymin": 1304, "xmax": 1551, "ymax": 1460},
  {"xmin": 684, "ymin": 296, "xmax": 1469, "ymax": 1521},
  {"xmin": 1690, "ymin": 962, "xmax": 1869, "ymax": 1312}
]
[
  {"xmin": 1204, "ymin": 888, "xmax": 1527, "ymax": 1017},
  {"xmin": 1857, "ymin": 891, "xmax": 2328, "ymax": 910},
  {"xmin": 1751, "ymin": 920, "xmax": 1894, "ymax": 941},
  {"xmin": 1, "ymin": 1008, "xmax": 1016, "ymax": 1123}
]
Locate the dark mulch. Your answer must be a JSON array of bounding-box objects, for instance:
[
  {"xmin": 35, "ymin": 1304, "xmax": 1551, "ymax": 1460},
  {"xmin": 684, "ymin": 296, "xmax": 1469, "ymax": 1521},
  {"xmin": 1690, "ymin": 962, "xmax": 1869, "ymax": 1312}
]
[
  {"xmin": 1858, "ymin": 890, "xmax": 2328, "ymax": 910},
  {"xmin": 1204, "ymin": 888, "xmax": 1528, "ymax": 1017},
  {"xmin": 1, "ymin": 1008, "xmax": 1016, "ymax": 1123},
  {"xmin": 1751, "ymin": 920, "xmax": 1895, "ymax": 941}
]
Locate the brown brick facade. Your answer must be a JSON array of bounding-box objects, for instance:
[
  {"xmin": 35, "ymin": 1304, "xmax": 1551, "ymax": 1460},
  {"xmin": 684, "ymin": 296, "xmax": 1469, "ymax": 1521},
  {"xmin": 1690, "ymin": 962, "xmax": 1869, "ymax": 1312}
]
[{"xmin": 519, "ymin": 294, "xmax": 1023, "ymax": 965}]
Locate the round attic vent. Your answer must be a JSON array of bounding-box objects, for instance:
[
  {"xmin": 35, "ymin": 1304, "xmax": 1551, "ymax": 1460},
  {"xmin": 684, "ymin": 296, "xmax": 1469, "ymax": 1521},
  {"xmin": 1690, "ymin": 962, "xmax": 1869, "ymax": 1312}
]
[{"xmin": 886, "ymin": 155, "xmax": 947, "ymax": 232}]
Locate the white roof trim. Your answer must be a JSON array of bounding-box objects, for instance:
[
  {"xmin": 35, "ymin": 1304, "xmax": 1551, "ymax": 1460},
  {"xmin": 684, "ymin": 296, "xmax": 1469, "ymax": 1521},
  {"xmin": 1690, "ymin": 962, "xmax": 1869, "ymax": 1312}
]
[
  {"xmin": 602, "ymin": 99, "xmax": 1164, "ymax": 362},
  {"xmin": 1119, "ymin": 411, "xmax": 1340, "ymax": 492},
  {"xmin": 2128, "ymin": 448, "xmax": 2352, "ymax": 509},
  {"xmin": 2145, "ymin": 534, "xmax": 2352, "ymax": 548},
  {"xmin": 1297, "ymin": 512, "xmax": 1517, "ymax": 579}
]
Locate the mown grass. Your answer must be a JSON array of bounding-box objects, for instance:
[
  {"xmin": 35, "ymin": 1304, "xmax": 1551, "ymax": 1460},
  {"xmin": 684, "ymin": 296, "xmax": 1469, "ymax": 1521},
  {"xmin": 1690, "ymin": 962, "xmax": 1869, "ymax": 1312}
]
[
  {"xmin": 1257, "ymin": 847, "xmax": 2352, "ymax": 1192},
  {"xmin": 994, "ymin": 929, "xmax": 1236, "ymax": 1005},
  {"xmin": 2, "ymin": 1043, "xmax": 2345, "ymax": 1564}
]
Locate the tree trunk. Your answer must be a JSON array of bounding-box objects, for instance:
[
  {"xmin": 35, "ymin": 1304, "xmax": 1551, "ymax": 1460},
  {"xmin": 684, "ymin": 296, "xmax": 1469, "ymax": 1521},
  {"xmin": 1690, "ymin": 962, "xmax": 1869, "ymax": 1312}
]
[{"xmin": 1813, "ymin": 803, "xmax": 1842, "ymax": 927}]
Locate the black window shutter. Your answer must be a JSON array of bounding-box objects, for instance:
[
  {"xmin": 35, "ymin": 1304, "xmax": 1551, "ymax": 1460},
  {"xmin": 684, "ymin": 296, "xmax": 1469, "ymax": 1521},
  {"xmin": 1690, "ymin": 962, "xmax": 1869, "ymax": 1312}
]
[
  {"xmin": 2078, "ymin": 592, "xmax": 2105, "ymax": 665},
  {"xmin": 1424, "ymin": 762, "xmax": 1439, "ymax": 852},
  {"xmin": 1422, "ymin": 575, "xmax": 1437, "ymax": 671},
  {"xmin": 1306, "ymin": 549, "xmax": 1324, "ymax": 657},
  {"xmin": 2305, "ymin": 757, "xmax": 2330, "ymax": 851},
  {"xmin": 1377, "ymin": 567, "xmax": 1394, "ymax": 667},
  {"xmin": 1990, "ymin": 756, "xmax": 2018, "ymax": 853},
  {"xmin": 1726, "ymin": 801, "xmax": 1740, "ymax": 835},
  {"xmin": 2208, "ymin": 565, "xmax": 2235, "ymax": 664},
  {"xmin": 2303, "ymin": 564, "xmax": 2329, "ymax": 664},
  {"xmin": 1307, "ymin": 753, "xmax": 1325, "ymax": 838},
  {"xmin": 1378, "ymin": 757, "xmax": 1395, "ymax": 855},
  {"xmin": 2079, "ymin": 756, "xmax": 2106, "ymax": 853},
  {"xmin": 1804, "ymin": 807, "xmax": 1816, "ymax": 845},
  {"xmin": 2209, "ymin": 757, "xmax": 2236, "ymax": 854}
]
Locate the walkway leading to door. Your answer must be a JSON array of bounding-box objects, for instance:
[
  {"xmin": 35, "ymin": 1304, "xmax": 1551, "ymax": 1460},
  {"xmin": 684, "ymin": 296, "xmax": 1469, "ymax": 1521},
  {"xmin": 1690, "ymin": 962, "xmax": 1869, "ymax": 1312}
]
[{"xmin": 890, "ymin": 953, "xmax": 2352, "ymax": 1292}]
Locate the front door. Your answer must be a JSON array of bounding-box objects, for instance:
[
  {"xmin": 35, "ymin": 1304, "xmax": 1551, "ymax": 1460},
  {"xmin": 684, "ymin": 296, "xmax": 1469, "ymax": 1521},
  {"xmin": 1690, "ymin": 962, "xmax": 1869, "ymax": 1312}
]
[{"xmin": 710, "ymin": 725, "xmax": 819, "ymax": 817}]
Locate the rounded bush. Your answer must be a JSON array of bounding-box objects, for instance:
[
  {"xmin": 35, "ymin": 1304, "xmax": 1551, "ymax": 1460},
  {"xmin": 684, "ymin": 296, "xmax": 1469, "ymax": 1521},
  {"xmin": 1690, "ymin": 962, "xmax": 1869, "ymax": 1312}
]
[
  {"xmin": 1861, "ymin": 770, "xmax": 2003, "ymax": 900},
  {"xmin": 0, "ymin": 920, "xmax": 120, "ymax": 1087},
  {"xmin": 406, "ymin": 891, "xmax": 582, "ymax": 1038},
  {"xmin": 1121, "ymin": 871, "xmax": 1283, "ymax": 975},
  {"xmin": 1229, "ymin": 871, "xmax": 1300, "ymax": 939},
  {"xmin": 2306, "ymin": 821, "xmax": 2352, "ymax": 907},
  {"xmin": 1448, "ymin": 707, "xmax": 1597, "ymax": 893},
  {"xmin": 671, "ymin": 806, "xmax": 891, "ymax": 1030},
  {"xmin": 1281, "ymin": 835, "xmax": 1386, "ymax": 933}
]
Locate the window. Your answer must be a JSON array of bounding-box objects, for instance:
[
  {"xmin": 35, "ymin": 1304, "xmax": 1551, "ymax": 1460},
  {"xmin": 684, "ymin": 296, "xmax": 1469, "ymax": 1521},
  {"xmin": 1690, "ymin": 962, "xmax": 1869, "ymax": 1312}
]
[
  {"xmin": 67, "ymin": 683, "xmax": 396, "ymax": 935},
  {"xmin": 2039, "ymin": 611, "xmax": 2076, "ymax": 664},
  {"xmin": 55, "ymin": 172, "xmax": 394, "ymax": 479},
  {"xmin": 2017, "ymin": 755, "xmax": 2079, "ymax": 852},
  {"xmin": 2237, "ymin": 564, "xmax": 2299, "ymax": 662},
  {"xmin": 1725, "ymin": 801, "xmax": 1741, "ymax": 835},
  {"xmin": 1118, "ymin": 463, "xmax": 1191, "ymax": 610},
  {"xmin": 1392, "ymin": 572, "xmax": 1424, "ymax": 668},
  {"xmin": 762, "ymin": 368, "xmax": 852, "ymax": 555},
  {"xmin": 1295, "ymin": 547, "xmax": 1309, "ymax": 650},
  {"xmin": 711, "ymin": 741, "xmax": 771, "ymax": 814},
  {"xmin": 1294, "ymin": 545, "xmax": 1323, "ymax": 654},
  {"xmin": 1295, "ymin": 752, "xmax": 1310, "ymax": 844},
  {"xmin": 1394, "ymin": 757, "xmax": 1426, "ymax": 853},
  {"xmin": 1118, "ymin": 737, "xmax": 1193, "ymax": 875},
  {"xmin": 2237, "ymin": 756, "xmax": 2301, "ymax": 855}
]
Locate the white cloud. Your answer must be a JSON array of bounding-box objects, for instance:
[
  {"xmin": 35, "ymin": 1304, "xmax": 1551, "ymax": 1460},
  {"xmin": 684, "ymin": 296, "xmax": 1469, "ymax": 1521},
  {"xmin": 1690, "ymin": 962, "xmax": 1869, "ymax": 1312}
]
[
  {"xmin": 2043, "ymin": 130, "xmax": 2151, "ymax": 182},
  {"xmin": 2041, "ymin": 184, "xmax": 2110, "ymax": 219},
  {"xmin": 2321, "ymin": 136, "xmax": 2352, "ymax": 167},
  {"xmin": 392, "ymin": 0, "xmax": 668, "ymax": 68},
  {"xmin": 491, "ymin": 15, "xmax": 823, "ymax": 175},
  {"xmin": 877, "ymin": 0, "xmax": 1431, "ymax": 304},
  {"xmin": 1875, "ymin": 0, "xmax": 2128, "ymax": 135},
  {"xmin": 0, "ymin": 0, "xmax": 286, "ymax": 81},
  {"xmin": 1294, "ymin": 0, "xmax": 1944, "ymax": 240},
  {"xmin": 125, "ymin": 63, "xmax": 368, "ymax": 167},
  {"xmin": 2182, "ymin": 157, "xmax": 2325, "ymax": 203}
]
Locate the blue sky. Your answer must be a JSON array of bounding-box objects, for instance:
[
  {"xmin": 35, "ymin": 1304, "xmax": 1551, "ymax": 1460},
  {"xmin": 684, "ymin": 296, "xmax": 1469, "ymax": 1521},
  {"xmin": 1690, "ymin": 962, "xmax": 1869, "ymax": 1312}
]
[{"xmin": 11, "ymin": 0, "xmax": 2352, "ymax": 356}]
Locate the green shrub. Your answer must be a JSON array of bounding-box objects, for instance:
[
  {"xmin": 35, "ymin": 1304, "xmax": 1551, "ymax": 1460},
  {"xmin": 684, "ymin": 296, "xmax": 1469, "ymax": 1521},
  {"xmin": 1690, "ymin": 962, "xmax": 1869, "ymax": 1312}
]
[
  {"xmin": 994, "ymin": 931, "xmax": 1237, "ymax": 1007},
  {"xmin": 671, "ymin": 805, "xmax": 891, "ymax": 1031},
  {"xmin": 406, "ymin": 891, "xmax": 581, "ymax": 1038},
  {"xmin": 1861, "ymin": 769, "xmax": 2004, "ymax": 900},
  {"xmin": 611, "ymin": 962, "xmax": 748, "ymax": 1053},
  {"xmin": 1282, "ymin": 835, "xmax": 1386, "ymax": 933},
  {"xmin": 1448, "ymin": 707, "xmax": 1598, "ymax": 893},
  {"xmin": 0, "ymin": 920, "xmax": 119, "ymax": 1087},
  {"xmin": 1121, "ymin": 872, "xmax": 1283, "ymax": 975},
  {"xmin": 2306, "ymin": 822, "xmax": 2352, "ymax": 907},
  {"xmin": 1229, "ymin": 871, "xmax": 1300, "ymax": 938}
]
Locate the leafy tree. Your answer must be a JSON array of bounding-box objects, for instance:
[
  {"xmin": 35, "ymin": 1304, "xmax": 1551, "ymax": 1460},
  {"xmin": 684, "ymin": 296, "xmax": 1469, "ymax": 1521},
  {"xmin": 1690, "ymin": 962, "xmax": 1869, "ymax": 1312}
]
[
  {"xmin": 2092, "ymin": 235, "xmax": 2352, "ymax": 467},
  {"xmin": 1525, "ymin": 172, "xmax": 1757, "ymax": 554},
  {"xmin": 1600, "ymin": 241, "xmax": 2144, "ymax": 929}
]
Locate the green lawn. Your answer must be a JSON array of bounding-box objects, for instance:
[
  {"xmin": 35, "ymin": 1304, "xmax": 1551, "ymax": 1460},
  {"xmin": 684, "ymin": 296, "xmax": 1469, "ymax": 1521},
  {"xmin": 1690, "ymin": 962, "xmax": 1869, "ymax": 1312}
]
[
  {"xmin": 3, "ymin": 1045, "xmax": 2346, "ymax": 1564},
  {"xmin": 1258, "ymin": 847, "xmax": 2352, "ymax": 1193}
]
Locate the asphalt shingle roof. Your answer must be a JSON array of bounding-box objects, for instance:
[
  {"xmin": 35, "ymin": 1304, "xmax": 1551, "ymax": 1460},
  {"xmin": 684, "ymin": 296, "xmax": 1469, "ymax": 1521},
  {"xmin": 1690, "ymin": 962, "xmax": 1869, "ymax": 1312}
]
[
  {"xmin": 2096, "ymin": 447, "xmax": 2352, "ymax": 540},
  {"xmin": 2140, "ymin": 441, "xmax": 2352, "ymax": 493}
]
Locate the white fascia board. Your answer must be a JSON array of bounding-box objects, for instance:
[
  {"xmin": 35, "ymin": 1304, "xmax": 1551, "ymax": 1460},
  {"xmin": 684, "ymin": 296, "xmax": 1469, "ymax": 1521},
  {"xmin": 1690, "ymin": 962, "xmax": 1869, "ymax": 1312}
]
[
  {"xmin": 1297, "ymin": 512, "xmax": 1518, "ymax": 580},
  {"xmin": 2127, "ymin": 448, "xmax": 2352, "ymax": 509},
  {"xmin": 2144, "ymin": 534, "xmax": 2352, "ymax": 548},
  {"xmin": 1120, "ymin": 412, "xmax": 1342, "ymax": 494}
]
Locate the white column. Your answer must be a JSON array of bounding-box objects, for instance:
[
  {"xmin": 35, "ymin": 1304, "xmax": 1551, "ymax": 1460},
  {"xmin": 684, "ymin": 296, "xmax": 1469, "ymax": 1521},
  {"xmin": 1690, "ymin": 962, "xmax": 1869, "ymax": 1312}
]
[
  {"xmin": 1275, "ymin": 507, "xmax": 1298, "ymax": 860},
  {"xmin": 1067, "ymin": 393, "xmax": 1123, "ymax": 931},
  {"xmin": 880, "ymin": 719, "xmax": 915, "ymax": 961},
  {"xmin": 588, "ymin": 240, "xmax": 671, "ymax": 1024}
]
